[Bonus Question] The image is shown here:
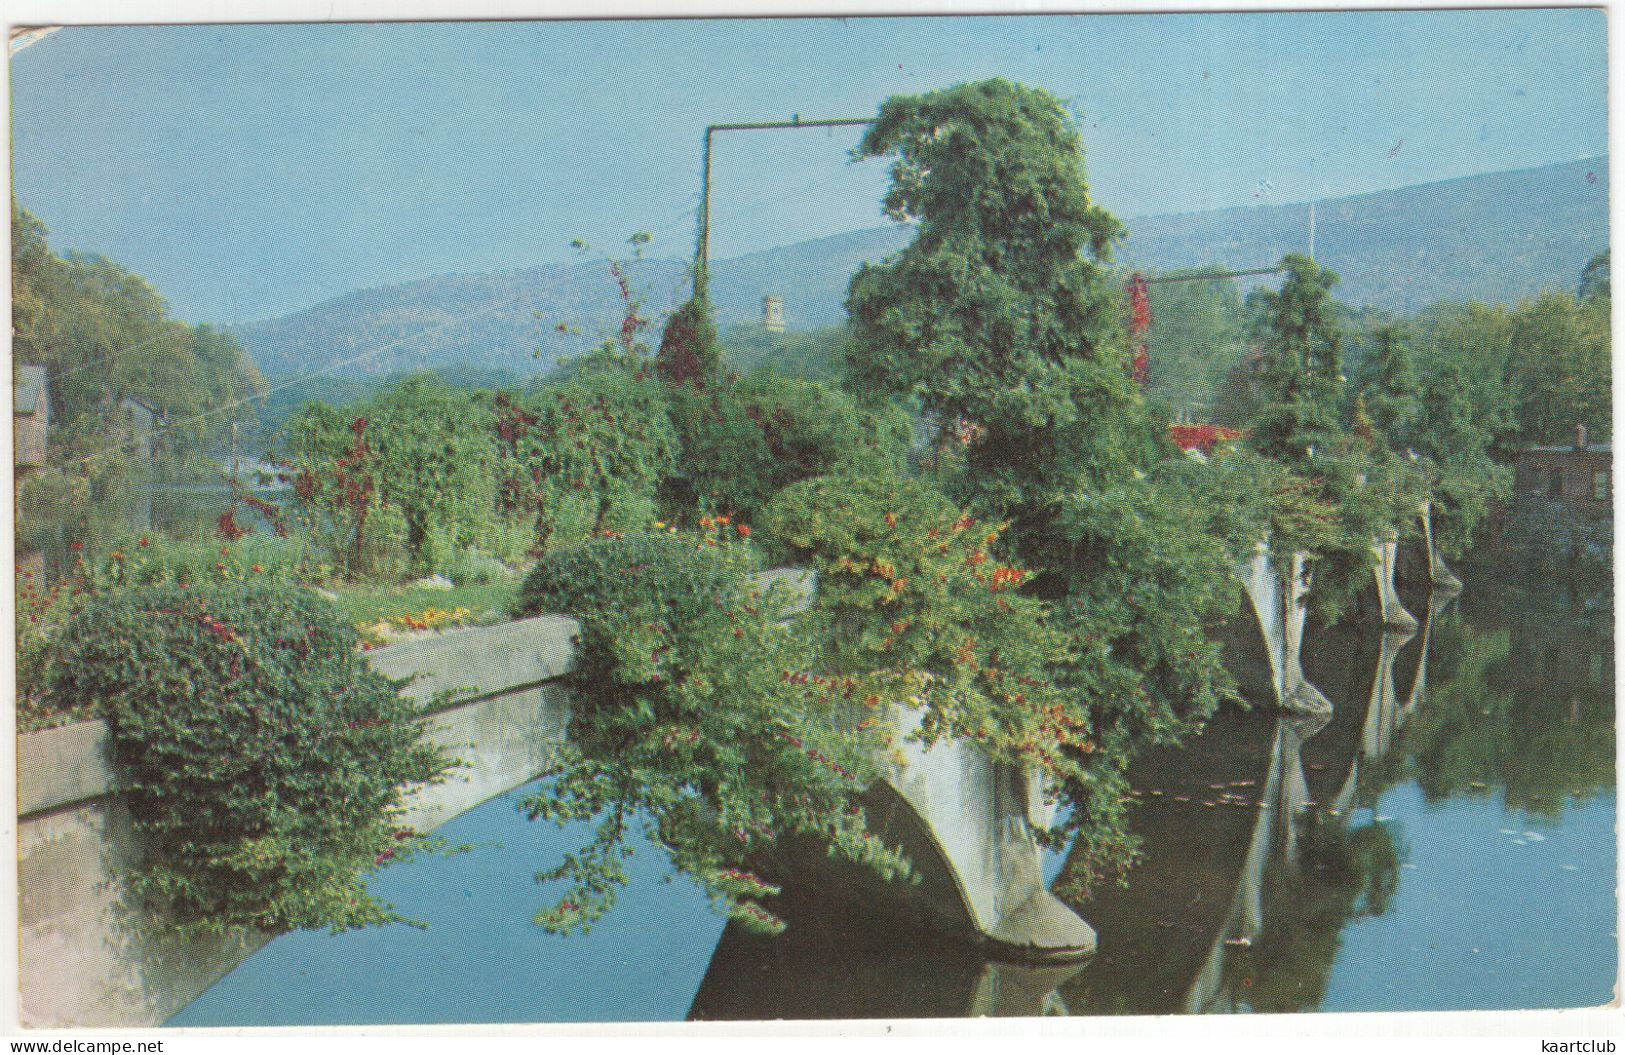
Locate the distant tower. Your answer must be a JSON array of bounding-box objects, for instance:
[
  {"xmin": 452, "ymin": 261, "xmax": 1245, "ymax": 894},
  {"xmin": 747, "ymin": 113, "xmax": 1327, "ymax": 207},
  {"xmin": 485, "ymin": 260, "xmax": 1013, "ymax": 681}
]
[{"xmin": 761, "ymin": 294, "xmax": 786, "ymax": 333}]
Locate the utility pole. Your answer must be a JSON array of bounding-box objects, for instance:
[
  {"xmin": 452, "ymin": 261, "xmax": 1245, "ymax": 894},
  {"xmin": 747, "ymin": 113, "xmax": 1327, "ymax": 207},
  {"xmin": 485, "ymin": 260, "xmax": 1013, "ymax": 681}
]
[{"xmin": 693, "ymin": 114, "xmax": 875, "ymax": 298}]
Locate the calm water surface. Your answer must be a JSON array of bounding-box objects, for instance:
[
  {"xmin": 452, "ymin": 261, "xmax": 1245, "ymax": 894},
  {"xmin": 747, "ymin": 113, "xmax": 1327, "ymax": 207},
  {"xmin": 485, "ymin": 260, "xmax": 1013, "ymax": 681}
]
[{"xmin": 172, "ymin": 547, "xmax": 1616, "ymax": 1024}]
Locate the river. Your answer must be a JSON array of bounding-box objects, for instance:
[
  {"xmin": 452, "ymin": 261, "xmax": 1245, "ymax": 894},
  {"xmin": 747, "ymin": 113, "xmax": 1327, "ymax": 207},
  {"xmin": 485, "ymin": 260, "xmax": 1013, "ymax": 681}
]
[{"xmin": 169, "ymin": 539, "xmax": 1616, "ymax": 1024}]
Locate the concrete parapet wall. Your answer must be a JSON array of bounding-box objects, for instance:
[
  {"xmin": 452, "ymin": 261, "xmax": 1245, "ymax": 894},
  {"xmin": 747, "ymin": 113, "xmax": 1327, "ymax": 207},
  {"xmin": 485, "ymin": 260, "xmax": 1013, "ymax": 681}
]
[
  {"xmin": 18, "ymin": 614, "xmax": 581, "ymax": 1028},
  {"xmin": 18, "ymin": 614, "xmax": 583, "ymax": 823},
  {"xmin": 18, "ymin": 719, "xmax": 116, "ymax": 819}
]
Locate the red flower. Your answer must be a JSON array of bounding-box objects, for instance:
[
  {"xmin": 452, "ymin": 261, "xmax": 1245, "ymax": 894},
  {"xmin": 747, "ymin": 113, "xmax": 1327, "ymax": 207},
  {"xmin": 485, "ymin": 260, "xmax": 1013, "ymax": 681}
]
[
  {"xmin": 138, "ymin": 537, "xmax": 150, "ymax": 548},
  {"xmin": 70, "ymin": 542, "xmax": 83, "ymax": 552},
  {"xmin": 735, "ymin": 524, "xmax": 751, "ymax": 539}
]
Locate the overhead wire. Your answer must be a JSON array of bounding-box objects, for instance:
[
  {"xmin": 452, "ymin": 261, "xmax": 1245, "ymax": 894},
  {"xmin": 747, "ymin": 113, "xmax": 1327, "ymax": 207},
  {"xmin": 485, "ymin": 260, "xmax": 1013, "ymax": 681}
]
[{"xmin": 21, "ymin": 140, "xmax": 884, "ymax": 481}]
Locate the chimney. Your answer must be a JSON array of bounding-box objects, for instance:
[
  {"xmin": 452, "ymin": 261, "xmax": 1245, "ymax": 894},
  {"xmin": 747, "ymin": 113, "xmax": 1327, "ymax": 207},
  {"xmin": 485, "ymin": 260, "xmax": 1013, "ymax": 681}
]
[{"xmin": 1576, "ymin": 423, "xmax": 1589, "ymax": 451}]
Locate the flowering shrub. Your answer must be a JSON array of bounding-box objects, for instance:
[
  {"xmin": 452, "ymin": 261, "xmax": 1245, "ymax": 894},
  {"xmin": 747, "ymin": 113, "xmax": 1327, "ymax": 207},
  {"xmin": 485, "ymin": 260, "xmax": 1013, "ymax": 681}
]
[
  {"xmin": 46, "ymin": 582, "xmax": 451, "ymax": 937},
  {"xmin": 492, "ymin": 356, "xmax": 676, "ymax": 554},
  {"xmin": 391, "ymin": 605, "xmax": 473, "ymax": 632},
  {"xmin": 515, "ymin": 527, "xmax": 906, "ymax": 936},
  {"xmin": 759, "ymin": 474, "xmax": 1111, "ymax": 849},
  {"xmin": 663, "ymin": 373, "xmax": 910, "ymax": 523},
  {"xmin": 279, "ymin": 375, "xmax": 497, "ymax": 578}
]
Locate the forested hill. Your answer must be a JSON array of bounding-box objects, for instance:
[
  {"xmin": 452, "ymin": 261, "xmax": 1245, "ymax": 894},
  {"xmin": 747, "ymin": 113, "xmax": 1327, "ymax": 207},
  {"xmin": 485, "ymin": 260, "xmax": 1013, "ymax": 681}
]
[
  {"xmin": 230, "ymin": 156, "xmax": 1608, "ymax": 379},
  {"xmin": 1120, "ymin": 157, "xmax": 1610, "ymax": 312}
]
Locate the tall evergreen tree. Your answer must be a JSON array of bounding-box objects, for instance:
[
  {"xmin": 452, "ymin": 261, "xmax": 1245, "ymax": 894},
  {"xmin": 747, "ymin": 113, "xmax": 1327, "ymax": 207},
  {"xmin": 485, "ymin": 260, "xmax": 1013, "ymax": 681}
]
[
  {"xmin": 1358, "ymin": 323, "xmax": 1421, "ymax": 448},
  {"xmin": 1246, "ymin": 254, "xmax": 1346, "ymax": 462}
]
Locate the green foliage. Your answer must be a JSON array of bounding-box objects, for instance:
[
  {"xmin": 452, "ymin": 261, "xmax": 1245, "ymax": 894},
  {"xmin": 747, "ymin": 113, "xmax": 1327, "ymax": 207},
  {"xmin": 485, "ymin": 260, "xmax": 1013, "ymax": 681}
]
[
  {"xmin": 1503, "ymin": 290, "xmax": 1611, "ymax": 447},
  {"xmin": 12, "ymin": 201, "xmax": 267, "ymax": 554},
  {"xmin": 760, "ymin": 474, "xmax": 1084, "ymax": 762},
  {"xmin": 12, "ymin": 201, "xmax": 264, "ymax": 457},
  {"xmin": 1054, "ymin": 459, "xmax": 1255, "ymax": 764},
  {"xmin": 664, "ymin": 374, "xmax": 910, "ymax": 524},
  {"xmin": 1405, "ymin": 341, "xmax": 1512, "ymax": 556},
  {"xmin": 279, "ymin": 374, "xmax": 498, "ymax": 577},
  {"xmin": 846, "ymin": 81, "xmax": 1136, "ymax": 524},
  {"xmin": 720, "ymin": 324, "xmax": 849, "ymax": 383},
  {"xmin": 45, "ymin": 582, "xmax": 450, "ymax": 937},
  {"xmin": 840, "ymin": 80, "xmax": 1279, "ymax": 897},
  {"xmin": 1140, "ymin": 267, "xmax": 1249, "ymax": 416},
  {"xmin": 1408, "ymin": 301, "xmax": 1519, "ymax": 455},
  {"xmin": 516, "ymin": 528, "xmax": 907, "ymax": 935},
  {"xmin": 1293, "ymin": 446, "xmax": 1429, "ymax": 622},
  {"xmin": 1246, "ymin": 255, "xmax": 1347, "ymax": 463},
  {"xmin": 255, "ymin": 365, "xmax": 532, "ymax": 453},
  {"xmin": 493, "ymin": 355, "xmax": 677, "ymax": 553},
  {"xmin": 1354, "ymin": 323, "xmax": 1421, "ymax": 447}
]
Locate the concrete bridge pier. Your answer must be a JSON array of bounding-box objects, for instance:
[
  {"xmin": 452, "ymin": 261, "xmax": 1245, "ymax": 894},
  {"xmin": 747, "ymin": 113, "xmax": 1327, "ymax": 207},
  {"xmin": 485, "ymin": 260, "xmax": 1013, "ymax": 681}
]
[
  {"xmin": 1419, "ymin": 500, "xmax": 1464, "ymax": 592},
  {"xmin": 857, "ymin": 703, "xmax": 1097, "ymax": 962},
  {"xmin": 1237, "ymin": 542, "xmax": 1333, "ymax": 718},
  {"xmin": 1370, "ymin": 538, "xmax": 1419, "ymax": 631}
]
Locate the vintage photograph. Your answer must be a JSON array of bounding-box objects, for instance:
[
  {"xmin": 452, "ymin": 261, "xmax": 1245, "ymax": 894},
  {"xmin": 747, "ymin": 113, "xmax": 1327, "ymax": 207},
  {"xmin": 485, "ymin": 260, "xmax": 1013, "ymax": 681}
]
[{"xmin": 10, "ymin": 8, "xmax": 1615, "ymax": 1030}]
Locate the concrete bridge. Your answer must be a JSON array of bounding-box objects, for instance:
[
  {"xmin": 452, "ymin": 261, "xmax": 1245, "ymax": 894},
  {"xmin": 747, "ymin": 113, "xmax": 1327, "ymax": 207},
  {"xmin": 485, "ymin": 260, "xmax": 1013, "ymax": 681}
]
[
  {"xmin": 17, "ymin": 567, "xmax": 1083, "ymax": 1026},
  {"xmin": 16, "ymin": 505, "xmax": 1462, "ymax": 1027}
]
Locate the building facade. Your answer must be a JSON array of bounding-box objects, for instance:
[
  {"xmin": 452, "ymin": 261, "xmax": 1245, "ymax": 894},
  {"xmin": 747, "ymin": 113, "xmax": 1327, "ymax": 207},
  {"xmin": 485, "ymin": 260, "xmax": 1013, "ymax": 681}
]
[{"xmin": 1512, "ymin": 425, "xmax": 1612, "ymax": 518}]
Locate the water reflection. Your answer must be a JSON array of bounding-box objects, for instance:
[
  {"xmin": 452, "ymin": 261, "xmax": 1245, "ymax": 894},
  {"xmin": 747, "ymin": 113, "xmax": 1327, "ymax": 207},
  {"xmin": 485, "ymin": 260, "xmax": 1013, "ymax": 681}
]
[
  {"xmin": 691, "ymin": 540, "xmax": 1614, "ymax": 1019},
  {"xmin": 160, "ymin": 539, "xmax": 1614, "ymax": 1023},
  {"xmin": 687, "ymin": 885, "xmax": 1085, "ymax": 1020}
]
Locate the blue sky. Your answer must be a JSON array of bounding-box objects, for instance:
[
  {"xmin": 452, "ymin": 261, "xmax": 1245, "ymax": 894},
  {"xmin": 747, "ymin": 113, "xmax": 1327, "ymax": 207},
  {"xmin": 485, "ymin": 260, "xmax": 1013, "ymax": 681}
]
[{"xmin": 9, "ymin": 10, "xmax": 1609, "ymax": 324}]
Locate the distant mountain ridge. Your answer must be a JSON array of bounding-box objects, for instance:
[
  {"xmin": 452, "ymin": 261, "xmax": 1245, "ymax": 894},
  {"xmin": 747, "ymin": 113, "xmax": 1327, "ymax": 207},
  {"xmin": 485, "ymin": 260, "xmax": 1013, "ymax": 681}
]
[{"xmin": 230, "ymin": 157, "xmax": 1609, "ymax": 381}]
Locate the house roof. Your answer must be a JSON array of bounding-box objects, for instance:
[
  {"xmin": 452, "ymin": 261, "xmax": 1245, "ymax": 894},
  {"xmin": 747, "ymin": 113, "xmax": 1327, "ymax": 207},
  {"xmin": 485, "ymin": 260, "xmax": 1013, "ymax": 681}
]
[{"xmin": 15, "ymin": 365, "xmax": 45, "ymax": 415}]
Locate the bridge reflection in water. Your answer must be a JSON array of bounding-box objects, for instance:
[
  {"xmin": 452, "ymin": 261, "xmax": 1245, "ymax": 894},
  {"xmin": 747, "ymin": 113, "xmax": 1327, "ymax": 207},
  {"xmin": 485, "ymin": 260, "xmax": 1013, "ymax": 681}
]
[{"xmin": 687, "ymin": 581, "xmax": 1462, "ymax": 1020}]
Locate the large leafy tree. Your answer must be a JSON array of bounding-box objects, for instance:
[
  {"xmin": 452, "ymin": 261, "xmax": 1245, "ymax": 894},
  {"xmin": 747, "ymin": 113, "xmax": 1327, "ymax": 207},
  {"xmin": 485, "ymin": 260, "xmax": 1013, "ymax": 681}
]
[
  {"xmin": 845, "ymin": 79, "xmax": 1153, "ymax": 547},
  {"xmin": 1505, "ymin": 290, "xmax": 1610, "ymax": 446},
  {"xmin": 843, "ymin": 80, "xmax": 1252, "ymax": 893}
]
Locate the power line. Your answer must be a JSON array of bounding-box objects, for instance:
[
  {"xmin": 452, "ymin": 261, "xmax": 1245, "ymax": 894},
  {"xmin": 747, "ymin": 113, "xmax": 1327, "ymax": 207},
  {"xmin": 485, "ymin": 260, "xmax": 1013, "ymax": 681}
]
[
  {"xmin": 23, "ymin": 157, "xmax": 885, "ymax": 479},
  {"xmin": 695, "ymin": 115, "xmax": 875, "ymax": 295}
]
